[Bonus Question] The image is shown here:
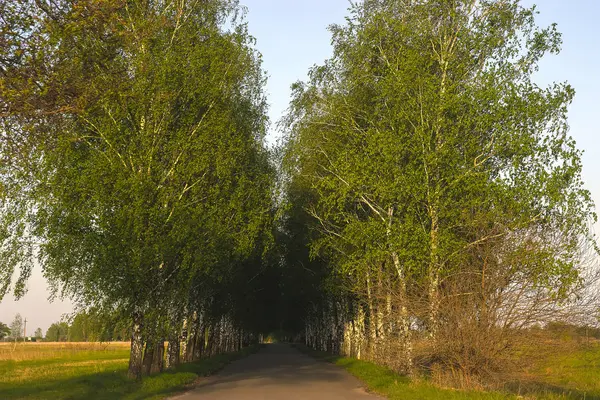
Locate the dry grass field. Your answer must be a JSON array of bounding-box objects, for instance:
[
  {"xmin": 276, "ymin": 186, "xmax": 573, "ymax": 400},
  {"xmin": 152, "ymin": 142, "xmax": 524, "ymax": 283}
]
[
  {"xmin": 0, "ymin": 341, "xmax": 130, "ymax": 361},
  {"xmin": 0, "ymin": 341, "xmax": 257, "ymax": 400}
]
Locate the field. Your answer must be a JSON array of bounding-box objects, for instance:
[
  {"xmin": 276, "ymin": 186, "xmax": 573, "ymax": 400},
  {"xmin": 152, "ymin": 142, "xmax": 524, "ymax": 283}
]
[
  {"xmin": 1, "ymin": 340, "xmax": 599, "ymax": 399},
  {"xmin": 515, "ymin": 340, "xmax": 600, "ymax": 399},
  {"xmin": 0, "ymin": 342, "xmax": 257, "ymax": 400},
  {"xmin": 297, "ymin": 340, "xmax": 600, "ymax": 400}
]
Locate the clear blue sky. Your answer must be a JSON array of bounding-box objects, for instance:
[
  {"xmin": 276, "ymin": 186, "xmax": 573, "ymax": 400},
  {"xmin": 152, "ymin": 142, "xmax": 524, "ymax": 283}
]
[{"xmin": 1, "ymin": 0, "xmax": 598, "ymax": 334}]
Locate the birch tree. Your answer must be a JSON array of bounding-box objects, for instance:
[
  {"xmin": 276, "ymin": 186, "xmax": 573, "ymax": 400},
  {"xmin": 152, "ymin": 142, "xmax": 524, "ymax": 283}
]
[
  {"xmin": 1, "ymin": 0, "xmax": 272, "ymax": 379},
  {"xmin": 10, "ymin": 314, "xmax": 23, "ymax": 341},
  {"xmin": 283, "ymin": 0, "xmax": 596, "ymax": 374}
]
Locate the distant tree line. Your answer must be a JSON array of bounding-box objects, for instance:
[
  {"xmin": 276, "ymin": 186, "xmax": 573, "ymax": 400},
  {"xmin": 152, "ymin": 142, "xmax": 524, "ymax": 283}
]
[
  {"xmin": 0, "ymin": 311, "xmax": 127, "ymax": 342},
  {"xmin": 0, "ymin": 321, "xmax": 11, "ymax": 340},
  {"xmin": 44, "ymin": 310, "xmax": 130, "ymax": 342}
]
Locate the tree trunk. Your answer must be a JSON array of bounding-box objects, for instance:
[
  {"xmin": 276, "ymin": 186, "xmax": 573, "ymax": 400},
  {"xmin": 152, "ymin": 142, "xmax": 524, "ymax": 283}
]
[
  {"xmin": 205, "ymin": 324, "xmax": 214, "ymax": 357},
  {"xmin": 185, "ymin": 311, "xmax": 198, "ymax": 362},
  {"xmin": 127, "ymin": 311, "xmax": 144, "ymax": 380},
  {"xmin": 193, "ymin": 319, "xmax": 205, "ymax": 360},
  {"xmin": 217, "ymin": 319, "xmax": 223, "ymax": 354},
  {"xmin": 366, "ymin": 270, "xmax": 377, "ymax": 358},
  {"xmin": 150, "ymin": 340, "xmax": 164, "ymax": 374},
  {"xmin": 380, "ymin": 265, "xmax": 390, "ymax": 338},
  {"xmin": 166, "ymin": 334, "xmax": 180, "ymax": 369},
  {"xmin": 354, "ymin": 306, "xmax": 365, "ymax": 360},
  {"xmin": 399, "ymin": 293, "xmax": 413, "ymax": 376},
  {"xmin": 180, "ymin": 320, "xmax": 187, "ymax": 361},
  {"xmin": 392, "ymin": 251, "xmax": 414, "ymax": 375},
  {"xmin": 428, "ymin": 204, "xmax": 440, "ymax": 339},
  {"xmin": 142, "ymin": 340, "xmax": 154, "ymax": 375},
  {"xmin": 428, "ymin": 42, "xmax": 448, "ymax": 341}
]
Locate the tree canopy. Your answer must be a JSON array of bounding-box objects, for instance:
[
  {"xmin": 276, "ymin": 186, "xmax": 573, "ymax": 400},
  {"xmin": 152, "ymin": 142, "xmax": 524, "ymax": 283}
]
[
  {"xmin": 0, "ymin": 322, "xmax": 10, "ymax": 339},
  {"xmin": 9, "ymin": 314, "xmax": 23, "ymax": 341},
  {"xmin": 282, "ymin": 0, "xmax": 597, "ymax": 375},
  {"xmin": 46, "ymin": 322, "xmax": 69, "ymax": 342},
  {"xmin": 1, "ymin": 0, "xmax": 275, "ymax": 378},
  {"xmin": 0, "ymin": 0, "xmax": 597, "ymax": 387}
]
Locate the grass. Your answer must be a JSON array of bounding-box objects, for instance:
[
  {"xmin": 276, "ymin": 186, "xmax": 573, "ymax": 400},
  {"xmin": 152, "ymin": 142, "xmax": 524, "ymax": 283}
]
[
  {"xmin": 2, "ymin": 339, "xmax": 598, "ymax": 399},
  {"xmin": 511, "ymin": 341, "xmax": 600, "ymax": 399},
  {"xmin": 297, "ymin": 345, "xmax": 514, "ymax": 400},
  {"xmin": 295, "ymin": 342, "xmax": 600, "ymax": 400},
  {"xmin": 0, "ymin": 341, "xmax": 259, "ymax": 400}
]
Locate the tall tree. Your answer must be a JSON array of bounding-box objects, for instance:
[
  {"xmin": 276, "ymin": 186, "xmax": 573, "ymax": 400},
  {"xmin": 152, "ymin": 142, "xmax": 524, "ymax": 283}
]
[
  {"xmin": 283, "ymin": 0, "xmax": 596, "ymax": 374},
  {"xmin": 0, "ymin": 322, "xmax": 10, "ymax": 339},
  {"xmin": 68, "ymin": 311, "xmax": 104, "ymax": 342},
  {"xmin": 1, "ymin": 0, "xmax": 272, "ymax": 379},
  {"xmin": 45, "ymin": 322, "xmax": 69, "ymax": 342},
  {"xmin": 10, "ymin": 314, "xmax": 23, "ymax": 341}
]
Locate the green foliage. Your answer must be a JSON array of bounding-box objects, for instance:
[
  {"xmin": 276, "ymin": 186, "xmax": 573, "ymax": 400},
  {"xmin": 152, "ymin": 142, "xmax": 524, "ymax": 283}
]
[
  {"xmin": 31, "ymin": 0, "xmax": 268, "ymax": 315},
  {"xmin": 45, "ymin": 310, "xmax": 127, "ymax": 342},
  {"xmin": 45, "ymin": 322, "xmax": 69, "ymax": 342},
  {"xmin": 0, "ymin": 322, "xmax": 10, "ymax": 339},
  {"xmin": 68, "ymin": 311, "xmax": 104, "ymax": 342},
  {"xmin": 33, "ymin": 328, "xmax": 42, "ymax": 339},
  {"xmin": 9, "ymin": 314, "xmax": 23, "ymax": 341},
  {"xmin": 544, "ymin": 322, "xmax": 600, "ymax": 341},
  {"xmin": 283, "ymin": 0, "xmax": 595, "ymax": 296},
  {"xmin": 1, "ymin": 0, "xmax": 597, "ymax": 392},
  {"xmin": 0, "ymin": 192, "xmax": 34, "ymax": 301},
  {"xmin": 0, "ymin": 0, "xmax": 274, "ymax": 372}
]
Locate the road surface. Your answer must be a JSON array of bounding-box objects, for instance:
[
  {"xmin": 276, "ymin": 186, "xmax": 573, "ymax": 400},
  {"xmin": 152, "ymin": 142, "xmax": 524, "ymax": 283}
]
[{"xmin": 173, "ymin": 343, "xmax": 380, "ymax": 399}]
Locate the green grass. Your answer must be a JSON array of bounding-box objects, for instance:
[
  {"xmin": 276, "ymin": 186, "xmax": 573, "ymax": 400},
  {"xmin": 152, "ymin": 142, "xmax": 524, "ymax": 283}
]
[
  {"xmin": 338, "ymin": 357, "xmax": 512, "ymax": 399},
  {"xmin": 511, "ymin": 343, "xmax": 600, "ymax": 399},
  {"xmin": 299, "ymin": 347, "xmax": 513, "ymax": 400},
  {"xmin": 0, "ymin": 342, "xmax": 259, "ymax": 400},
  {"xmin": 296, "ymin": 343, "xmax": 600, "ymax": 400},
  {"xmin": 3, "ymin": 340, "xmax": 599, "ymax": 399}
]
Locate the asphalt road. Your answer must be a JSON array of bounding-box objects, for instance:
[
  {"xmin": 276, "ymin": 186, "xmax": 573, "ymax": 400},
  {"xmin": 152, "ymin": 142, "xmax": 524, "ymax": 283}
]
[{"xmin": 173, "ymin": 343, "xmax": 380, "ymax": 399}]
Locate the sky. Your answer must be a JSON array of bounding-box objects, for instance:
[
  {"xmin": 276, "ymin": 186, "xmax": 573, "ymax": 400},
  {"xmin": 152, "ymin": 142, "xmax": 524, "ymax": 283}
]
[{"xmin": 1, "ymin": 0, "xmax": 599, "ymax": 334}]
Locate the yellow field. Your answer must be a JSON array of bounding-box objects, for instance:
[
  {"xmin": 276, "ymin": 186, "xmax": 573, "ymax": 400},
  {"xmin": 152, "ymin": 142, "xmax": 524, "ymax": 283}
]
[
  {"xmin": 0, "ymin": 341, "xmax": 132, "ymax": 399},
  {"xmin": 0, "ymin": 341, "xmax": 257, "ymax": 400},
  {"xmin": 0, "ymin": 341, "xmax": 130, "ymax": 361}
]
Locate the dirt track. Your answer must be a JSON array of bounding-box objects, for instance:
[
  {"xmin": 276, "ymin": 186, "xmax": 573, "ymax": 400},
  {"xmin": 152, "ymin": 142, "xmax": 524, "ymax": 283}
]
[{"xmin": 173, "ymin": 343, "xmax": 380, "ymax": 399}]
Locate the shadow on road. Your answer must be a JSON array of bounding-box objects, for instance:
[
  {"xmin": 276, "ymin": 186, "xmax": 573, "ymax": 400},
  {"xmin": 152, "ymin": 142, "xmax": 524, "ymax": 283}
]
[
  {"xmin": 198, "ymin": 343, "xmax": 340, "ymax": 387},
  {"xmin": 181, "ymin": 343, "xmax": 378, "ymax": 399}
]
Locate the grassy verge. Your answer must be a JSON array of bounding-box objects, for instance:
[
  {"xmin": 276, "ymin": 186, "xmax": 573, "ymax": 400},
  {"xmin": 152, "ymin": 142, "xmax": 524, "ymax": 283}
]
[
  {"xmin": 294, "ymin": 344, "xmax": 514, "ymax": 400},
  {"xmin": 512, "ymin": 342, "xmax": 600, "ymax": 399},
  {"xmin": 295, "ymin": 343, "xmax": 600, "ymax": 400},
  {"xmin": 0, "ymin": 342, "xmax": 259, "ymax": 400}
]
